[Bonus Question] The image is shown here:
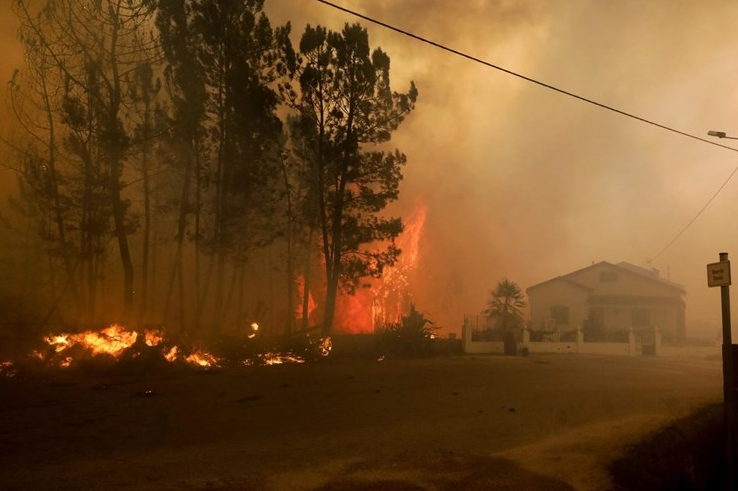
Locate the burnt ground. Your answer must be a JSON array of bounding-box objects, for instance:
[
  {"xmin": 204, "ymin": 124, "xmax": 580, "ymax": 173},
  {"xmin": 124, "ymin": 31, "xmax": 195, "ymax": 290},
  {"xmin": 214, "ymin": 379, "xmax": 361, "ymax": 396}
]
[{"xmin": 0, "ymin": 354, "xmax": 722, "ymax": 490}]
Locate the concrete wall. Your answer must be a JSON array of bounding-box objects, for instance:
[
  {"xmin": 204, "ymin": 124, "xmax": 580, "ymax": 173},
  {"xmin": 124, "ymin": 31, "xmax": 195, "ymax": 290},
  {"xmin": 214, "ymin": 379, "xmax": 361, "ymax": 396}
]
[
  {"xmin": 464, "ymin": 324, "xmax": 641, "ymax": 357},
  {"xmin": 464, "ymin": 340, "xmax": 505, "ymax": 355},
  {"xmin": 462, "ymin": 321, "xmax": 505, "ymax": 354},
  {"xmin": 463, "ymin": 319, "xmax": 717, "ymax": 358},
  {"xmin": 527, "ymin": 342, "xmax": 577, "ymax": 354}
]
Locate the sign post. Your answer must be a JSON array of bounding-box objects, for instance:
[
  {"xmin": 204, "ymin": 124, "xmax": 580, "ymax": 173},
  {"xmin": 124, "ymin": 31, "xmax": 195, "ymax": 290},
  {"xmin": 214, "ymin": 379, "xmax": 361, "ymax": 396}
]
[{"xmin": 708, "ymin": 252, "xmax": 735, "ymax": 490}]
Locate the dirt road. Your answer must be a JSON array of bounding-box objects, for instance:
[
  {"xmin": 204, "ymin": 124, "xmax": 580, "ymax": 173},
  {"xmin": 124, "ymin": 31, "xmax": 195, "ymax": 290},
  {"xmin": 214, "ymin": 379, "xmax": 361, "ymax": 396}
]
[{"xmin": 0, "ymin": 354, "xmax": 722, "ymax": 490}]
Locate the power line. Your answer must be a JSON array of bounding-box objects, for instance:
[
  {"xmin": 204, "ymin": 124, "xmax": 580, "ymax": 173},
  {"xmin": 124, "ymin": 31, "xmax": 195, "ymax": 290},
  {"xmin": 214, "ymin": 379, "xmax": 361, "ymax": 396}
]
[
  {"xmin": 649, "ymin": 163, "xmax": 738, "ymax": 263},
  {"xmin": 314, "ymin": 0, "xmax": 738, "ymax": 262},
  {"xmin": 315, "ymin": 0, "xmax": 738, "ymax": 153}
]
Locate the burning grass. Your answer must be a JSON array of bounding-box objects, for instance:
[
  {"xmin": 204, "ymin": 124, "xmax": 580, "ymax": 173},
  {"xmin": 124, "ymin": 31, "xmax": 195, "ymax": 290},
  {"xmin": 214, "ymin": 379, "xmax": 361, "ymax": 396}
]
[{"xmin": 0, "ymin": 323, "xmax": 332, "ymax": 379}]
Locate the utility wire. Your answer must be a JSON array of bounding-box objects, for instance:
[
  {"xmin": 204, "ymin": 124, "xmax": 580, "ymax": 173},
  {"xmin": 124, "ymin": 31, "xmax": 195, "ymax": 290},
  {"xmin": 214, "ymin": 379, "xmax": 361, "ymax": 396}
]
[
  {"xmin": 315, "ymin": 0, "xmax": 738, "ymax": 262},
  {"xmin": 315, "ymin": 0, "xmax": 738, "ymax": 153},
  {"xmin": 649, "ymin": 164, "xmax": 738, "ymax": 263}
]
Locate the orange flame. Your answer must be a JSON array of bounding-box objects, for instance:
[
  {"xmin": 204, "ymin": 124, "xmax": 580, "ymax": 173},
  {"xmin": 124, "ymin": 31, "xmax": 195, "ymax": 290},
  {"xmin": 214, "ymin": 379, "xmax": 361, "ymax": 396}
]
[
  {"xmin": 185, "ymin": 350, "xmax": 219, "ymax": 368},
  {"xmin": 259, "ymin": 352, "xmax": 306, "ymax": 365},
  {"xmin": 144, "ymin": 330, "xmax": 163, "ymax": 347},
  {"xmin": 28, "ymin": 323, "xmax": 328, "ymax": 371},
  {"xmin": 331, "ymin": 201, "xmax": 428, "ymax": 333},
  {"xmin": 295, "ymin": 276, "xmax": 317, "ymax": 321},
  {"xmin": 45, "ymin": 324, "xmax": 137, "ymax": 357},
  {"xmin": 372, "ymin": 201, "xmax": 428, "ymax": 328},
  {"xmin": 41, "ymin": 324, "xmax": 223, "ymax": 368}
]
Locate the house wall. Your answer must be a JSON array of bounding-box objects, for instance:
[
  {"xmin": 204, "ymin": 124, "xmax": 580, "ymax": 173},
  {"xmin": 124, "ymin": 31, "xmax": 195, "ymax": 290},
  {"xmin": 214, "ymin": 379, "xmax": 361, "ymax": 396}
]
[
  {"xmin": 592, "ymin": 302, "xmax": 684, "ymax": 342},
  {"xmin": 461, "ymin": 321, "xmax": 504, "ymax": 354},
  {"xmin": 529, "ymin": 263, "xmax": 685, "ymax": 344},
  {"xmin": 528, "ymin": 281, "xmax": 589, "ymax": 331}
]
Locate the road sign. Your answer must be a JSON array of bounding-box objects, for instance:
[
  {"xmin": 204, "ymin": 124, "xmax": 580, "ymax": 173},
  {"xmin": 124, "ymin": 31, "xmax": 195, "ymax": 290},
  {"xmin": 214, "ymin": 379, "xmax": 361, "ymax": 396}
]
[{"xmin": 708, "ymin": 260, "xmax": 731, "ymax": 287}]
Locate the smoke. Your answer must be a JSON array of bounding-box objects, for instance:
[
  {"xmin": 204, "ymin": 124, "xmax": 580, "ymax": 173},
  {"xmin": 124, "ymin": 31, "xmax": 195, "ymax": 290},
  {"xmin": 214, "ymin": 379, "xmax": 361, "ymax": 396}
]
[
  {"xmin": 265, "ymin": 0, "xmax": 738, "ymax": 334},
  {"xmin": 2, "ymin": 1, "xmax": 738, "ymax": 334}
]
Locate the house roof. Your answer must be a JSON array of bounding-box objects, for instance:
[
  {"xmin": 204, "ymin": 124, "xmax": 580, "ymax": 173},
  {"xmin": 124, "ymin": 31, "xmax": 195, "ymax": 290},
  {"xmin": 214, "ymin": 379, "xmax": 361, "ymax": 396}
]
[
  {"xmin": 526, "ymin": 275, "xmax": 593, "ymax": 292},
  {"xmin": 614, "ymin": 262, "xmax": 686, "ymax": 293},
  {"xmin": 526, "ymin": 261, "xmax": 686, "ymax": 294}
]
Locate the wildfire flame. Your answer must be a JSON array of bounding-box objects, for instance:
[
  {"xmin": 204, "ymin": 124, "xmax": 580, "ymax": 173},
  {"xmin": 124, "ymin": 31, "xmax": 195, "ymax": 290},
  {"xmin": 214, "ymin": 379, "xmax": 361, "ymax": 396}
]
[
  {"xmin": 247, "ymin": 322, "xmax": 259, "ymax": 339},
  {"xmin": 45, "ymin": 324, "xmax": 144, "ymax": 357},
  {"xmin": 40, "ymin": 324, "xmax": 221, "ymax": 368},
  {"xmin": 185, "ymin": 350, "xmax": 219, "ymax": 368},
  {"xmin": 144, "ymin": 330, "xmax": 163, "ymax": 347},
  {"xmin": 295, "ymin": 276, "xmax": 318, "ymax": 322},
  {"xmin": 16, "ymin": 323, "xmax": 330, "ymax": 372},
  {"xmin": 318, "ymin": 336, "xmax": 332, "ymax": 356},
  {"xmin": 372, "ymin": 201, "xmax": 428, "ymax": 329},
  {"xmin": 330, "ymin": 200, "xmax": 428, "ymax": 334}
]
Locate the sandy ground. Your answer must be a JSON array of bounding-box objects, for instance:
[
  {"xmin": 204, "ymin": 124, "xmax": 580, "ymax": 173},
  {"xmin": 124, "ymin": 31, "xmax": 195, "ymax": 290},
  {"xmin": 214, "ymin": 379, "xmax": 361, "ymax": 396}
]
[{"xmin": 0, "ymin": 354, "xmax": 722, "ymax": 490}]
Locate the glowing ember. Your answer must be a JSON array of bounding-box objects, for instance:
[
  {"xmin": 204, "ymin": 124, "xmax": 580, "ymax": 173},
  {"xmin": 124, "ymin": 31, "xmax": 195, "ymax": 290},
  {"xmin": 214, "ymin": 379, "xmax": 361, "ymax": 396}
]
[
  {"xmin": 318, "ymin": 337, "xmax": 332, "ymax": 356},
  {"xmin": 259, "ymin": 352, "xmax": 306, "ymax": 365},
  {"xmin": 247, "ymin": 322, "xmax": 259, "ymax": 339},
  {"xmin": 160, "ymin": 345, "xmax": 219, "ymax": 367},
  {"xmin": 144, "ymin": 330, "xmax": 163, "ymax": 347},
  {"xmin": 46, "ymin": 335, "xmax": 71, "ymax": 353},
  {"xmin": 164, "ymin": 346, "xmax": 179, "ymax": 363},
  {"xmin": 185, "ymin": 350, "xmax": 219, "ymax": 368},
  {"xmin": 0, "ymin": 361, "xmax": 17, "ymax": 378}
]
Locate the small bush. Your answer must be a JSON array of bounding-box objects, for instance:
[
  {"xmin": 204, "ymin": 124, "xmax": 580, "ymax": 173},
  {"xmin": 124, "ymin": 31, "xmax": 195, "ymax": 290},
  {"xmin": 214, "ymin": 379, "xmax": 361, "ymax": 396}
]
[{"xmin": 376, "ymin": 304, "xmax": 438, "ymax": 357}]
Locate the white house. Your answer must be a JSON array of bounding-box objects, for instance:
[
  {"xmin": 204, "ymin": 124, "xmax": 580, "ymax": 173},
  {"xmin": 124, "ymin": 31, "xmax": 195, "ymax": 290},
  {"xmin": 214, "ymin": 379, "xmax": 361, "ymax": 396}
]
[{"xmin": 526, "ymin": 261, "xmax": 686, "ymax": 345}]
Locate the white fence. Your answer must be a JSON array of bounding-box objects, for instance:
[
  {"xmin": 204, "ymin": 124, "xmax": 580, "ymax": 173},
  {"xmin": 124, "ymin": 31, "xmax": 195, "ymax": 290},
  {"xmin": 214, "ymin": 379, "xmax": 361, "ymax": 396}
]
[{"xmin": 461, "ymin": 315, "xmax": 712, "ymax": 357}]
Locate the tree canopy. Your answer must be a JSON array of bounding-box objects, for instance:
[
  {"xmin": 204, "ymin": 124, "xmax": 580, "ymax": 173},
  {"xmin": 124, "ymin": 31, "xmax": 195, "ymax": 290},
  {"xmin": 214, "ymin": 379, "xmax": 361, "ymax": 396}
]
[
  {"xmin": 483, "ymin": 279, "xmax": 526, "ymax": 331},
  {"xmin": 283, "ymin": 22, "xmax": 418, "ymax": 334},
  {"xmin": 3, "ymin": 1, "xmax": 419, "ymax": 337}
]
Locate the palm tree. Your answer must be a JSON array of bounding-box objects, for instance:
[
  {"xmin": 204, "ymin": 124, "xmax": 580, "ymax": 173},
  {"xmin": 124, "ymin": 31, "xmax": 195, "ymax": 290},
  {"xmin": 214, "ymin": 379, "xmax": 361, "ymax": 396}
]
[{"xmin": 483, "ymin": 279, "xmax": 526, "ymax": 332}]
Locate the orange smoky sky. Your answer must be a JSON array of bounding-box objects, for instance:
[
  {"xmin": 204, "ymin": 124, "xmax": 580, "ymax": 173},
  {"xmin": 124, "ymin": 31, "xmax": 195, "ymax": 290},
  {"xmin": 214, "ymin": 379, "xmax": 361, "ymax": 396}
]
[
  {"xmin": 0, "ymin": 2, "xmax": 22, "ymax": 198},
  {"xmin": 0, "ymin": 2, "xmax": 22, "ymax": 133},
  {"xmin": 3, "ymin": 1, "xmax": 738, "ymax": 335}
]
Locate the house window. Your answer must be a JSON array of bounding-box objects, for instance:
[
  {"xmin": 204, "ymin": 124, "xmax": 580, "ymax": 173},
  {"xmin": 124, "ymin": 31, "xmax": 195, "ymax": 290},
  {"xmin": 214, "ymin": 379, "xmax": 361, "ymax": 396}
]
[
  {"xmin": 550, "ymin": 305, "xmax": 569, "ymax": 326},
  {"xmin": 599, "ymin": 271, "xmax": 618, "ymax": 282},
  {"xmin": 632, "ymin": 308, "xmax": 650, "ymax": 327}
]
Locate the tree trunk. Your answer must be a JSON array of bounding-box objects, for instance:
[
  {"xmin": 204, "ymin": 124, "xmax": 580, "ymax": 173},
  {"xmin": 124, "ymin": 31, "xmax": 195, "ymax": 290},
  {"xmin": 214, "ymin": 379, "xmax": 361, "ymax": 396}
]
[
  {"xmin": 137, "ymin": 94, "xmax": 152, "ymax": 327},
  {"xmin": 301, "ymin": 223, "xmax": 315, "ymax": 332},
  {"xmin": 278, "ymin": 152, "xmax": 295, "ymax": 334},
  {"xmin": 162, "ymin": 140, "xmax": 193, "ymax": 333},
  {"xmin": 108, "ymin": 0, "xmax": 134, "ymax": 322}
]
